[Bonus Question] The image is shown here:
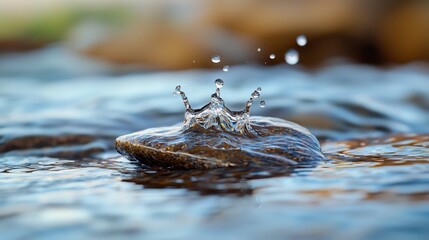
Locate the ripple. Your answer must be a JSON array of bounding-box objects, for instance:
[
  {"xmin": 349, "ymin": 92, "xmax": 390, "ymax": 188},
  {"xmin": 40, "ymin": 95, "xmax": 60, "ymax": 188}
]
[{"xmin": 1, "ymin": 50, "xmax": 429, "ymax": 239}]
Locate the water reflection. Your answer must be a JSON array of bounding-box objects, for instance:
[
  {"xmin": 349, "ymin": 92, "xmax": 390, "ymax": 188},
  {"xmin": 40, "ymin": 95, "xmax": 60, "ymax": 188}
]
[{"xmin": 124, "ymin": 166, "xmax": 296, "ymax": 196}]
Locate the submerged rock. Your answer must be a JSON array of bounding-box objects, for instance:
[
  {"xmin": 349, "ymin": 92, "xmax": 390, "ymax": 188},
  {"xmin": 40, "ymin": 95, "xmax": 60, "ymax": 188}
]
[
  {"xmin": 116, "ymin": 117, "xmax": 324, "ymax": 169},
  {"xmin": 116, "ymin": 81, "xmax": 324, "ymax": 169}
]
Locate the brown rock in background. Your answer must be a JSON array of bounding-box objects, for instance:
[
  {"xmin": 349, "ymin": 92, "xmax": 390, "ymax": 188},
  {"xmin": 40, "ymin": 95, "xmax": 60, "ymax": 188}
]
[
  {"xmin": 1, "ymin": 0, "xmax": 429, "ymax": 69},
  {"xmin": 375, "ymin": 0, "xmax": 429, "ymax": 63}
]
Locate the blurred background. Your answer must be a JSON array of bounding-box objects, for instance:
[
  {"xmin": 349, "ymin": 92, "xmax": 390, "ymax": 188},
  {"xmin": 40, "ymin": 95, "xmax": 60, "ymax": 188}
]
[
  {"xmin": 1, "ymin": 0, "xmax": 429, "ymax": 69},
  {"xmin": 2, "ymin": 1, "xmax": 429, "ymax": 240}
]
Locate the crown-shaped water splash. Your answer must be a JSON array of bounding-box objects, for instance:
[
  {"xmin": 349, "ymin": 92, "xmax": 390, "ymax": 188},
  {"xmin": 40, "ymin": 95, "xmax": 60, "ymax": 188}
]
[{"xmin": 174, "ymin": 79, "xmax": 263, "ymax": 137}]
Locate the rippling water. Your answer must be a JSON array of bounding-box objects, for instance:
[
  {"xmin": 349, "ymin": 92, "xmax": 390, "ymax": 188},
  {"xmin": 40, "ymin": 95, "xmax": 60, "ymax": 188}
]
[{"xmin": 1, "ymin": 47, "xmax": 429, "ymax": 240}]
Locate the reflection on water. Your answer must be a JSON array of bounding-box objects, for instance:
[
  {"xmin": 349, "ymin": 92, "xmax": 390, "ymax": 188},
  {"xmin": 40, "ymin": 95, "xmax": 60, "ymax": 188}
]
[{"xmin": 1, "ymin": 47, "xmax": 429, "ymax": 239}]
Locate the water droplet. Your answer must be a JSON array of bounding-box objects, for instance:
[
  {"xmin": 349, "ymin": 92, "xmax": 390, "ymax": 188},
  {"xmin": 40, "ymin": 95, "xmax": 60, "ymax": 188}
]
[
  {"xmin": 174, "ymin": 85, "xmax": 192, "ymax": 110},
  {"xmin": 223, "ymin": 65, "xmax": 229, "ymax": 72},
  {"xmin": 296, "ymin": 35, "xmax": 307, "ymax": 46},
  {"xmin": 251, "ymin": 90, "xmax": 260, "ymax": 98},
  {"xmin": 192, "ymin": 60, "xmax": 196, "ymax": 63},
  {"xmin": 175, "ymin": 85, "xmax": 181, "ymax": 93},
  {"xmin": 211, "ymin": 55, "xmax": 221, "ymax": 63},
  {"xmin": 215, "ymin": 79, "xmax": 224, "ymax": 88},
  {"xmin": 269, "ymin": 54, "xmax": 276, "ymax": 59},
  {"xmin": 256, "ymin": 87, "xmax": 262, "ymax": 92},
  {"xmin": 257, "ymin": 48, "xmax": 261, "ymax": 52},
  {"xmin": 260, "ymin": 101, "xmax": 266, "ymax": 108},
  {"xmin": 285, "ymin": 49, "xmax": 299, "ymax": 65}
]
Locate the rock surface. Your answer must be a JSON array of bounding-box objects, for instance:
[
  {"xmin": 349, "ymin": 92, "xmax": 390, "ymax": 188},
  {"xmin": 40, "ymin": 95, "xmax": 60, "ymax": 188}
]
[{"xmin": 116, "ymin": 116, "xmax": 324, "ymax": 170}]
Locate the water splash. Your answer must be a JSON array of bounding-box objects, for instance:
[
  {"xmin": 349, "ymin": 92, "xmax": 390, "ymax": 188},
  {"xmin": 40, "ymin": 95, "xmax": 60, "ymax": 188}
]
[
  {"xmin": 174, "ymin": 85, "xmax": 192, "ymax": 111},
  {"xmin": 175, "ymin": 80, "xmax": 262, "ymax": 136},
  {"xmin": 119, "ymin": 76, "xmax": 324, "ymax": 169},
  {"xmin": 244, "ymin": 87, "xmax": 261, "ymax": 112}
]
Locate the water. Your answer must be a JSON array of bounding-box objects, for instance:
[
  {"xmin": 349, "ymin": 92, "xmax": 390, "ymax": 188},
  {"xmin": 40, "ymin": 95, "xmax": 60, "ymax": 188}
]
[
  {"xmin": 215, "ymin": 78, "xmax": 224, "ymax": 88},
  {"xmin": 177, "ymin": 79, "xmax": 264, "ymax": 133},
  {"xmin": 269, "ymin": 54, "xmax": 276, "ymax": 59},
  {"xmin": 285, "ymin": 49, "xmax": 299, "ymax": 65},
  {"xmin": 296, "ymin": 35, "xmax": 307, "ymax": 47},
  {"xmin": 116, "ymin": 80, "xmax": 324, "ymax": 169},
  {"xmin": 211, "ymin": 55, "xmax": 221, "ymax": 63},
  {"xmin": 223, "ymin": 65, "xmax": 229, "ymax": 72},
  {"xmin": 1, "ymin": 47, "xmax": 429, "ymax": 239}
]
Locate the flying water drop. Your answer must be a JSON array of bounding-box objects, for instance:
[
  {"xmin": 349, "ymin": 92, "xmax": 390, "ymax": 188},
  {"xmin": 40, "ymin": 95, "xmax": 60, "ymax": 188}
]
[
  {"xmin": 211, "ymin": 55, "xmax": 221, "ymax": 63},
  {"xmin": 257, "ymin": 48, "xmax": 261, "ymax": 52},
  {"xmin": 223, "ymin": 65, "xmax": 229, "ymax": 72},
  {"xmin": 269, "ymin": 54, "xmax": 276, "ymax": 59},
  {"xmin": 251, "ymin": 90, "xmax": 260, "ymax": 99},
  {"xmin": 260, "ymin": 101, "xmax": 266, "ymax": 108},
  {"xmin": 173, "ymin": 85, "xmax": 181, "ymax": 96},
  {"xmin": 215, "ymin": 79, "xmax": 224, "ymax": 88},
  {"xmin": 285, "ymin": 49, "xmax": 299, "ymax": 65},
  {"xmin": 175, "ymin": 85, "xmax": 181, "ymax": 93},
  {"xmin": 296, "ymin": 35, "xmax": 307, "ymax": 46}
]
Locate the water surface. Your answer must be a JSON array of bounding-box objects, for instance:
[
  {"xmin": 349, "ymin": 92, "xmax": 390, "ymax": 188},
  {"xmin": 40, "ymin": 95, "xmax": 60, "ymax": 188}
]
[{"xmin": 1, "ymin": 47, "xmax": 429, "ymax": 240}]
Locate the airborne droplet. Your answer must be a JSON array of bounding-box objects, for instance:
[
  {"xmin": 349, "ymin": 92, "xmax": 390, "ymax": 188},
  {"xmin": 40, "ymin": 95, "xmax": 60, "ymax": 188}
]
[
  {"xmin": 223, "ymin": 65, "xmax": 229, "ymax": 72},
  {"xmin": 285, "ymin": 49, "xmax": 299, "ymax": 65},
  {"xmin": 296, "ymin": 35, "xmax": 307, "ymax": 46},
  {"xmin": 211, "ymin": 55, "xmax": 221, "ymax": 63},
  {"xmin": 260, "ymin": 101, "xmax": 266, "ymax": 108},
  {"xmin": 257, "ymin": 48, "xmax": 261, "ymax": 52},
  {"xmin": 215, "ymin": 79, "xmax": 224, "ymax": 88},
  {"xmin": 251, "ymin": 90, "xmax": 260, "ymax": 98},
  {"xmin": 175, "ymin": 85, "xmax": 181, "ymax": 93},
  {"xmin": 269, "ymin": 54, "xmax": 276, "ymax": 59}
]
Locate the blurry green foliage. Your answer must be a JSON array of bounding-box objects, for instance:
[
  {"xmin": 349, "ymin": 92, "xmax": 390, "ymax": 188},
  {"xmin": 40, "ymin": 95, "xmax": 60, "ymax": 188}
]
[{"xmin": 0, "ymin": 6, "xmax": 134, "ymax": 41}]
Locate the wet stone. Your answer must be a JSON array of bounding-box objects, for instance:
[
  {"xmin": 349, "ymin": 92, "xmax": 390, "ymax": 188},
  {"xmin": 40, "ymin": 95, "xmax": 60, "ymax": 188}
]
[
  {"xmin": 116, "ymin": 117, "xmax": 324, "ymax": 169},
  {"xmin": 115, "ymin": 81, "xmax": 325, "ymax": 170}
]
